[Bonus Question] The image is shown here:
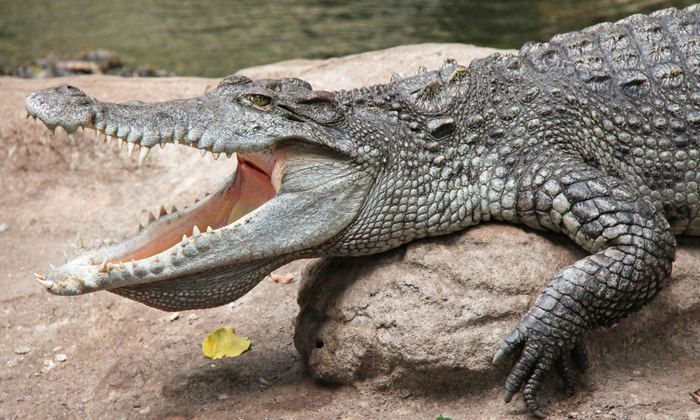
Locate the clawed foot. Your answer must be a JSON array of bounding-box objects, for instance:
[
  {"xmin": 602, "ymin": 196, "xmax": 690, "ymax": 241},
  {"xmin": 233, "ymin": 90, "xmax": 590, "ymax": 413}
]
[{"xmin": 493, "ymin": 313, "xmax": 589, "ymax": 418}]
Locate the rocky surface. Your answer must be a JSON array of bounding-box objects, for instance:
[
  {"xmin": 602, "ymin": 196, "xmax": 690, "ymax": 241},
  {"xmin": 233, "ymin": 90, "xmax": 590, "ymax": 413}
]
[
  {"xmin": 295, "ymin": 224, "xmax": 700, "ymax": 398},
  {"xmin": 1, "ymin": 44, "xmax": 700, "ymax": 419}
]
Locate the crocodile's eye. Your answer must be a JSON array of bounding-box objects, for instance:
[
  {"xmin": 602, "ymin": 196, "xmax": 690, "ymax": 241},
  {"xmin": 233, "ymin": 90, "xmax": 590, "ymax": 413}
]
[{"xmin": 250, "ymin": 95, "xmax": 271, "ymax": 107}]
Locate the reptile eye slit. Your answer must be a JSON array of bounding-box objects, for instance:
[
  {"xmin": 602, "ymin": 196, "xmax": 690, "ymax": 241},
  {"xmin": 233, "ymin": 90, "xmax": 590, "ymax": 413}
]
[{"xmin": 250, "ymin": 95, "xmax": 271, "ymax": 107}]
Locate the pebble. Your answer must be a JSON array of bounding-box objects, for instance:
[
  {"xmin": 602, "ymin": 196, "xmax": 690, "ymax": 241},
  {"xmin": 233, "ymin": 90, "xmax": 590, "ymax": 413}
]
[
  {"xmin": 13, "ymin": 347, "xmax": 30, "ymax": 355},
  {"xmin": 0, "ymin": 223, "xmax": 8, "ymax": 233},
  {"xmin": 55, "ymin": 354, "xmax": 67, "ymax": 362},
  {"xmin": 169, "ymin": 313, "xmax": 180, "ymax": 321}
]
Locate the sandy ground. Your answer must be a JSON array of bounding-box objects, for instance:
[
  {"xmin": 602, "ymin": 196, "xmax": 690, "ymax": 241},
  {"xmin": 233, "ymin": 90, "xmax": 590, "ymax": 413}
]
[{"xmin": 1, "ymin": 44, "xmax": 700, "ymax": 420}]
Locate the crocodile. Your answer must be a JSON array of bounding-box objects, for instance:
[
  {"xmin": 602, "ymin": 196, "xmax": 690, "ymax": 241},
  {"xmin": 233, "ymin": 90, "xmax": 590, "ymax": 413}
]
[{"xmin": 24, "ymin": 5, "xmax": 700, "ymax": 418}]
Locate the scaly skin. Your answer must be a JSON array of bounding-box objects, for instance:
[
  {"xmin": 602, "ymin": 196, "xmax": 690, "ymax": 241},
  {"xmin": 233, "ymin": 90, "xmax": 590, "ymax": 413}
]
[{"xmin": 24, "ymin": 5, "xmax": 700, "ymax": 418}]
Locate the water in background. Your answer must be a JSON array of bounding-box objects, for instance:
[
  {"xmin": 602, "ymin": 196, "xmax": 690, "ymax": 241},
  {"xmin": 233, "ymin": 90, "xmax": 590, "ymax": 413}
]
[{"xmin": 1, "ymin": 0, "xmax": 697, "ymax": 77}]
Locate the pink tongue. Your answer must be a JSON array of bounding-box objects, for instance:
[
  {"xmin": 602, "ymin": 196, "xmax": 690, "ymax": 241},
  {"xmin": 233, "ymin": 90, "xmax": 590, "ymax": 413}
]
[{"xmin": 109, "ymin": 161, "xmax": 276, "ymax": 264}]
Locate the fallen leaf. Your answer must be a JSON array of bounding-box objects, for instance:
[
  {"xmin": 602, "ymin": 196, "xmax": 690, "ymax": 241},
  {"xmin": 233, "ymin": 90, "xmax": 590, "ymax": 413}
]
[
  {"xmin": 202, "ymin": 327, "xmax": 251, "ymax": 359},
  {"xmin": 269, "ymin": 272, "xmax": 294, "ymax": 284}
]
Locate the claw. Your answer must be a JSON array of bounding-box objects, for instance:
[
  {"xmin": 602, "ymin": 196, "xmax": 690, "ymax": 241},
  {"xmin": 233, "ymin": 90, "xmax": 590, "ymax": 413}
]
[
  {"xmin": 504, "ymin": 390, "xmax": 515, "ymax": 403},
  {"xmin": 532, "ymin": 409, "xmax": 546, "ymax": 419},
  {"xmin": 493, "ymin": 348, "xmax": 506, "ymax": 365}
]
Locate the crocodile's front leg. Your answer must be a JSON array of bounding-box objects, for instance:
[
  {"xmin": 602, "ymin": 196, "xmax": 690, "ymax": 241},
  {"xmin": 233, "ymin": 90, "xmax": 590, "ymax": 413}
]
[{"xmin": 493, "ymin": 156, "xmax": 676, "ymax": 418}]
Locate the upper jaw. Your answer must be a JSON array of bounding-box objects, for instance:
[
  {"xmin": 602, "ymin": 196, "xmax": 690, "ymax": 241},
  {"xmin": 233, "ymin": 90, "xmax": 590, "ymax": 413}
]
[{"xmin": 25, "ymin": 83, "xmax": 318, "ymax": 164}]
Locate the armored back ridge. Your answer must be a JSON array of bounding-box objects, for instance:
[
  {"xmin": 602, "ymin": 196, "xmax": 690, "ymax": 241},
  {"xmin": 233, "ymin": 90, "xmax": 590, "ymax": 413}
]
[{"xmin": 23, "ymin": 5, "xmax": 700, "ymax": 418}]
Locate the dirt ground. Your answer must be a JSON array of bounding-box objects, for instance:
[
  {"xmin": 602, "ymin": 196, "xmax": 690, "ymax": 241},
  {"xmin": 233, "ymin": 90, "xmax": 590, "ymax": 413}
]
[{"xmin": 2, "ymin": 45, "xmax": 700, "ymax": 420}]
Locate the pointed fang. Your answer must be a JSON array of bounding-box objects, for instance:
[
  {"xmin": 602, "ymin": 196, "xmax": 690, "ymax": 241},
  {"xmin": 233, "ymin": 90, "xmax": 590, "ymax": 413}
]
[
  {"xmin": 200, "ymin": 149, "xmax": 207, "ymax": 157},
  {"xmin": 138, "ymin": 146, "xmax": 150, "ymax": 166},
  {"xmin": 206, "ymin": 226, "xmax": 213, "ymax": 233},
  {"xmin": 127, "ymin": 142, "xmax": 136, "ymax": 158},
  {"xmin": 36, "ymin": 276, "xmax": 54, "ymax": 289},
  {"xmin": 212, "ymin": 152, "xmax": 220, "ymax": 160},
  {"xmin": 49, "ymin": 263, "xmax": 56, "ymax": 270},
  {"xmin": 106, "ymin": 135, "xmax": 113, "ymax": 146},
  {"xmin": 67, "ymin": 132, "xmax": 76, "ymax": 143},
  {"xmin": 148, "ymin": 211, "xmax": 156, "ymax": 222},
  {"xmin": 98, "ymin": 257, "xmax": 108, "ymax": 273},
  {"xmin": 192, "ymin": 225, "xmax": 201, "ymax": 237},
  {"xmin": 181, "ymin": 234, "xmax": 189, "ymax": 246},
  {"xmin": 76, "ymin": 232, "xmax": 84, "ymax": 248},
  {"xmin": 159, "ymin": 205, "xmax": 167, "ymax": 217},
  {"xmin": 118, "ymin": 138, "xmax": 124, "ymax": 150},
  {"xmin": 63, "ymin": 250, "xmax": 69, "ymax": 261}
]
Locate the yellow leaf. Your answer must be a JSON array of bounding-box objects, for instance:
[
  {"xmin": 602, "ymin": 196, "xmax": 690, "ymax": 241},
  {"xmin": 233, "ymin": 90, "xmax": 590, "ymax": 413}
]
[{"xmin": 202, "ymin": 327, "xmax": 251, "ymax": 359}]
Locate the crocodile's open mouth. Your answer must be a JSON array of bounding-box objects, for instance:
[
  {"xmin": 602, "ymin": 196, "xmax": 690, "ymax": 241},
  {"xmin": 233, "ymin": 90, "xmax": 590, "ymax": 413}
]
[{"xmin": 110, "ymin": 152, "xmax": 279, "ymax": 264}]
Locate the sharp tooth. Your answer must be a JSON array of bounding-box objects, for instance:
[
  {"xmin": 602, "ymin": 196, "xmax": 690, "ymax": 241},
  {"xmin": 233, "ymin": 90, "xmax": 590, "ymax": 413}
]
[
  {"xmin": 200, "ymin": 149, "xmax": 207, "ymax": 157},
  {"xmin": 26, "ymin": 112, "xmax": 31, "ymax": 119},
  {"xmin": 127, "ymin": 142, "xmax": 136, "ymax": 157},
  {"xmin": 63, "ymin": 251, "xmax": 69, "ymax": 261},
  {"xmin": 118, "ymin": 138, "xmax": 124, "ymax": 149},
  {"xmin": 181, "ymin": 234, "xmax": 189, "ymax": 246},
  {"xmin": 138, "ymin": 222, "xmax": 144, "ymax": 232},
  {"xmin": 35, "ymin": 276, "xmax": 53, "ymax": 289},
  {"xmin": 159, "ymin": 205, "xmax": 167, "ymax": 217},
  {"xmin": 98, "ymin": 257, "xmax": 108, "ymax": 273},
  {"xmin": 204, "ymin": 192, "xmax": 210, "ymax": 197},
  {"xmin": 192, "ymin": 225, "xmax": 201, "ymax": 237},
  {"xmin": 49, "ymin": 263, "xmax": 55, "ymax": 269},
  {"xmin": 194, "ymin": 198, "xmax": 200, "ymax": 204},
  {"xmin": 171, "ymin": 205, "xmax": 178, "ymax": 213},
  {"xmin": 131, "ymin": 259, "xmax": 138, "ymax": 267},
  {"xmin": 206, "ymin": 226, "xmax": 213, "ymax": 233},
  {"xmin": 67, "ymin": 132, "xmax": 76, "ymax": 143},
  {"xmin": 119, "ymin": 261, "xmax": 126, "ymax": 270},
  {"xmin": 148, "ymin": 211, "xmax": 156, "ymax": 223},
  {"xmin": 97, "ymin": 132, "xmax": 105, "ymax": 143},
  {"xmin": 48, "ymin": 128, "xmax": 55, "ymax": 139},
  {"xmin": 138, "ymin": 146, "xmax": 151, "ymax": 166},
  {"xmin": 174, "ymin": 138, "xmax": 180, "ymax": 147},
  {"xmin": 106, "ymin": 135, "xmax": 113, "ymax": 147},
  {"xmin": 58, "ymin": 281, "xmax": 68, "ymax": 288},
  {"xmin": 226, "ymin": 153, "xmax": 233, "ymax": 159},
  {"xmin": 212, "ymin": 153, "xmax": 220, "ymax": 160},
  {"xmin": 76, "ymin": 232, "xmax": 84, "ymax": 248},
  {"xmin": 34, "ymin": 272, "xmax": 44, "ymax": 280}
]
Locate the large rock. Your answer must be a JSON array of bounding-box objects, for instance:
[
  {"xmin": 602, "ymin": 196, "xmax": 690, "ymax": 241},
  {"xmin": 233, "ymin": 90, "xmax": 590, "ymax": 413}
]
[{"xmin": 294, "ymin": 223, "xmax": 700, "ymax": 393}]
